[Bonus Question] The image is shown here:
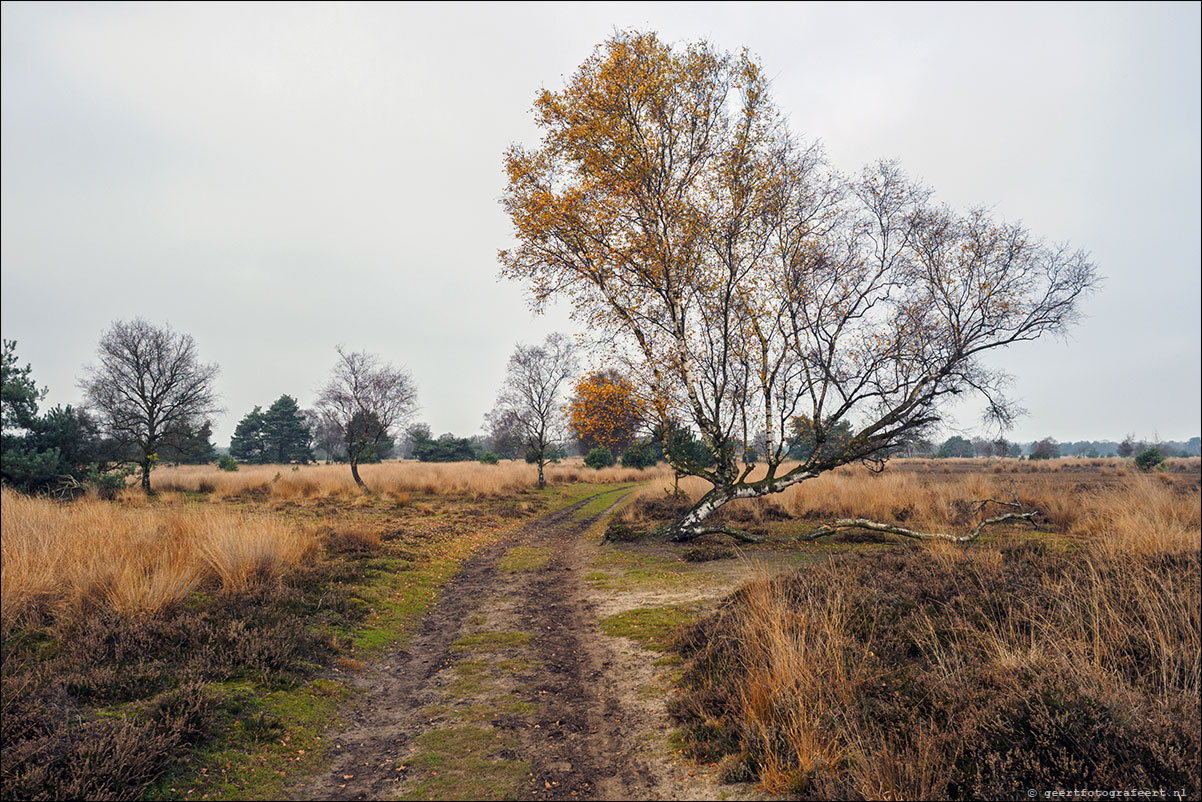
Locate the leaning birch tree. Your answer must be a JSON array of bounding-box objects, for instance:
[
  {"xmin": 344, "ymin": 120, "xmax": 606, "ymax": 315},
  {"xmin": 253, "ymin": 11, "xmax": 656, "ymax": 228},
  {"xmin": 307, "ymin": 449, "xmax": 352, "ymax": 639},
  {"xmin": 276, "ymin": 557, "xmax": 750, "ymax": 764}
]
[
  {"xmin": 500, "ymin": 31, "xmax": 1098, "ymax": 540},
  {"xmin": 315, "ymin": 347, "xmax": 417, "ymax": 491}
]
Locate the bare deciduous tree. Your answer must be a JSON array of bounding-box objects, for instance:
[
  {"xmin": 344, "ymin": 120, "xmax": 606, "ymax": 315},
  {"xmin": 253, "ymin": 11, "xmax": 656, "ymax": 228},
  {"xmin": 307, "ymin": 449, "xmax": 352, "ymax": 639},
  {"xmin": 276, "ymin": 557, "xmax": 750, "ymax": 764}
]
[
  {"xmin": 501, "ymin": 31, "xmax": 1099, "ymax": 540},
  {"xmin": 481, "ymin": 410, "xmax": 524, "ymax": 460},
  {"xmin": 315, "ymin": 347, "xmax": 417, "ymax": 490},
  {"xmin": 304, "ymin": 408, "xmax": 344, "ymax": 463},
  {"xmin": 80, "ymin": 319, "xmax": 220, "ymax": 493},
  {"xmin": 489, "ymin": 333, "xmax": 577, "ymax": 489}
]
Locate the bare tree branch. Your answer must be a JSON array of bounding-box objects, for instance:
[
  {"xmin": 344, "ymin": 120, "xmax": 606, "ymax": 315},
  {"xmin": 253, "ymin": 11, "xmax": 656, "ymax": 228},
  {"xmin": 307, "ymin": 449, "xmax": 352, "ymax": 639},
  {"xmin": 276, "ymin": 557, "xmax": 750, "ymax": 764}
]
[{"xmin": 799, "ymin": 510, "xmax": 1041, "ymax": 544}]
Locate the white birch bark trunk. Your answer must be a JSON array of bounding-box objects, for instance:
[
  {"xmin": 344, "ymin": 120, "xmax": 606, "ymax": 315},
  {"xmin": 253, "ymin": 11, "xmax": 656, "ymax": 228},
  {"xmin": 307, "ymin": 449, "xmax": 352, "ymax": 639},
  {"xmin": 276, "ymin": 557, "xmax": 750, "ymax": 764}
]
[{"xmin": 668, "ymin": 470, "xmax": 817, "ymax": 541}]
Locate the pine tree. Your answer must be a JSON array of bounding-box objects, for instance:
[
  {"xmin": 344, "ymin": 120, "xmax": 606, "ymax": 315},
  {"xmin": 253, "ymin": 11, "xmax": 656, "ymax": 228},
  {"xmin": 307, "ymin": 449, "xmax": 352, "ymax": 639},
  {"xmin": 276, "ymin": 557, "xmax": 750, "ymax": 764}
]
[
  {"xmin": 229, "ymin": 407, "xmax": 269, "ymax": 463},
  {"xmin": 2, "ymin": 339, "xmax": 43, "ymax": 434},
  {"xmin": 183, "ymin": 420, "xmax": 217, "ymax": 463},
  {"xmin": 262, "ymin": 395, "xmax": 313, "ymax": 463},
  {"xmin": 2, "ymin": 341, "xmax": 107, "ymax": 492},
  {"xmin": 163, "ymin": 420, "xmax": 217, "ymax": 464}
]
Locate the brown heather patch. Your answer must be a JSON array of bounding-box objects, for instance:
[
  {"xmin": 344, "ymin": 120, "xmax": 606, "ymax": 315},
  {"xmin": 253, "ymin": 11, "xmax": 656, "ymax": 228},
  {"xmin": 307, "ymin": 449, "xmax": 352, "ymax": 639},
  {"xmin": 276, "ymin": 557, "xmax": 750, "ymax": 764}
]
[
  {"xmin": 0, "ymin": 562, "xmax": 346, "ymax": 801},
  {"xmin": 671, "ymin": 543, "xmax": 1201, "ymax": 798},
  {"xmin": 321, "ymin": 523, "xmax": 383, "ymax": 554}
]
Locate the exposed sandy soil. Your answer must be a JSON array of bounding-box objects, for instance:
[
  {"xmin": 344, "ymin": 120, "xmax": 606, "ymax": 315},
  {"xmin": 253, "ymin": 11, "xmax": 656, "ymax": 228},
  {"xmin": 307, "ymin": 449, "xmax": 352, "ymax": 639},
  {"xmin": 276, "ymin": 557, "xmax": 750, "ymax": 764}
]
[{"xmin": 288, "ymin": 492, "xmax": 747, "ymax": 802}]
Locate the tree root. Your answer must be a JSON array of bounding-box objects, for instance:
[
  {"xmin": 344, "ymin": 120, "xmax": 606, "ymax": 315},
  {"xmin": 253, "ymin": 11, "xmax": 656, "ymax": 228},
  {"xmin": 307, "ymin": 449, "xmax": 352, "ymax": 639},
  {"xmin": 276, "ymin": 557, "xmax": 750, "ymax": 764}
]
[
  {"xmin": 799, "ymin": 510, "xmax": 1040, "ymax": 544},
  {"xmin": 670, "ymin": 524, "xmax": 763, "ymax": 544}
]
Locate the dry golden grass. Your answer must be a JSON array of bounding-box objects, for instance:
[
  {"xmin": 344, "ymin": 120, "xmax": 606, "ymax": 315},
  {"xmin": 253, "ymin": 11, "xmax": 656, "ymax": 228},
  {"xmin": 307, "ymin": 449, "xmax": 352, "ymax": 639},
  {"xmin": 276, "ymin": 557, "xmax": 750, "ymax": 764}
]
[
  {"xmin": 680, "ymin": 538, "xmax": 1200, "ymax": 797},
  {"xmin": 148, "ymin": 458, "xmax": 675, "ymax": 500},
  {"xmin": 897, "ymin": 456, "xmax": 1200, "ymax": 474},
  {"xmin": 730, "ymin": 569, "xmax": 868, "ymax": 792},
  {"xmin": 668, "ymin": 457, "xmax": 1200, "ymax": 796},
  {"xmin": 0, "ymin": 487, "xmax": 317, "ymax": 630},
  {"xmin": 621, "ymin": 459, "xmax": 1200, "ymax": 553},
  {"xmin": 1074, "ymin": 475, "xmax": 1202, "ymax": 556}
]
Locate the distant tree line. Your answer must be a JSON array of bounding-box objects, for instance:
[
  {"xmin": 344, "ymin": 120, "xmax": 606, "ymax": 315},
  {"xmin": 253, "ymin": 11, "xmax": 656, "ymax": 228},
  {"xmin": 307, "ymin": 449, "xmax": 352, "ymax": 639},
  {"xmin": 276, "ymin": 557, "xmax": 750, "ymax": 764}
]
[
  {"xmin": 917, "ymin": 435, "xmax": 1201, "ymax": 460},
  {"xmin": 2, "ymin": 336, "xmax": 218, "ymax": 495},
  {"xmin": 5, "ymin": 318, "xmax": 1198, "ymax": 498}
]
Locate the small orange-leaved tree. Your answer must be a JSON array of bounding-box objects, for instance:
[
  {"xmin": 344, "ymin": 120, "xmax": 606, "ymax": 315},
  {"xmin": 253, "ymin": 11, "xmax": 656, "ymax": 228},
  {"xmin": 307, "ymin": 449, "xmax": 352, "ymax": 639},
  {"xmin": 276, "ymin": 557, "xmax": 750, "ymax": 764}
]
[{"xmin": 566, "ymin": 370, "xmax": 645, "ymax": 457}]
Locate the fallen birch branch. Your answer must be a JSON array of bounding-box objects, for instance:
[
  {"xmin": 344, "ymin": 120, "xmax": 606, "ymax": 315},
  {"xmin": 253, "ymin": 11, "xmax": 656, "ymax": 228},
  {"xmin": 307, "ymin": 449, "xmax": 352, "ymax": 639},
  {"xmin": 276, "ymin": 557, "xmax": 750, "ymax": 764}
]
[{"xmin": 799, "ymin": 511, "xmax": 1040, "ymax": 544}]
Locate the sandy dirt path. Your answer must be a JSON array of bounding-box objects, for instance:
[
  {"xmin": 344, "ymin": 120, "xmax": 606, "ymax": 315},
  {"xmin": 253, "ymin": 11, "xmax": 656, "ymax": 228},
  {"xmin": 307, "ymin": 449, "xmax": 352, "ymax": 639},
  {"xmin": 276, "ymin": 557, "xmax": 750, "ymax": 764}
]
[{"xmin": 289, "ymin": 491, "xmax": 719, "ymax": 802}]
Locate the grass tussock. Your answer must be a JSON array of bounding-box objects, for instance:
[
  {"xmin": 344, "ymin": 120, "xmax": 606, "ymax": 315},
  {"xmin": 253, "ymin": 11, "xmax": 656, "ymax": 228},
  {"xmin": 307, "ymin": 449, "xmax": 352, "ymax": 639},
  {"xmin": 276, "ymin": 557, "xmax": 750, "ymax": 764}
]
[
  {"xmin": 1, "ymin": 487, "xmax": 317, "ymax": 630},
  {"xmin": 671, "ymin": 541, "xmax": 1201, "ymax": 798}
]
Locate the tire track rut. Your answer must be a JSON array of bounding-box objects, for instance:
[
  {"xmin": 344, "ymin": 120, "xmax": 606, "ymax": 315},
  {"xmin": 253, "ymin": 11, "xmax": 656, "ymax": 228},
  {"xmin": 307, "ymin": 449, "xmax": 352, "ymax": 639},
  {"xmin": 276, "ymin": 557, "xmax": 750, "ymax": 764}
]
[{"xmin": 290, "ymin": 491, "xmax": 663, "ymax": 801}]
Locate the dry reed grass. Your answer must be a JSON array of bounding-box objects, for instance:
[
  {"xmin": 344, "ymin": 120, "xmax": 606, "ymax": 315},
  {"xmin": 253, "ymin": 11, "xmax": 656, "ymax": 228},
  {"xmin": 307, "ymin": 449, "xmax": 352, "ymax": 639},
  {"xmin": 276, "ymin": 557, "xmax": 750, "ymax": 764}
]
[
  {"xmin": 667, "ymin": 457, "xmax": 1200, "ymax": 797},
  {"xmin": 727, "ymin": 569, "xmax": 869, "ymax": 791},
  {"xmin": 675, "ymin": 540, "xmax": 1201, "ymax": 797},
  {"xmin": 147, "ymin": 458, "xmax": 675, "ymax": 500},
  {"xmin": 619, "ymin": 461, "xmax": 1200, "ymax": 553},
  {"xmin": 0, "ymin": 487, "xmax": 317, "ymax": 630}
]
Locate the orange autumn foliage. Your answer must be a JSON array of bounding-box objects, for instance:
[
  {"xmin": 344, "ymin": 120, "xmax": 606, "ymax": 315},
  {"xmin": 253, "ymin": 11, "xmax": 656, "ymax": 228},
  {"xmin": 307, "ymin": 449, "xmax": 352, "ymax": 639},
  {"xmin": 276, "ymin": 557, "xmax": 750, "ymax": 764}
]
[{"xmin": 566, "ymin": 370, "xmax": 644, "ymax": 455}]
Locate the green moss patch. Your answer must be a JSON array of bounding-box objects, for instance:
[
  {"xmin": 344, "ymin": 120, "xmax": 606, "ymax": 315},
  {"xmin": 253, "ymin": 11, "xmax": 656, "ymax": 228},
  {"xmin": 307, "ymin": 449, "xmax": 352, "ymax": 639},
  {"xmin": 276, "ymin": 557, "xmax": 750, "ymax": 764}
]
[
  {"xmin": 600, "ymin": 604, "xmax": 700, "ymax": 651},
  {"xmin": 590, "ymin": 548, "xmax": 680, "ymax": 570},
  {"xmin": 451, "ymin": 630, "xmax": 532, "ymax": 651},
  {"xmin": 149, "ymin": 678, "xmax": 353, "ymax": 801},
  {"xmin": 586, "ymin": 566, "xmax": 715, "ymax": 593},
  {"xmin": 498, "ymin": 546, "xmax": 553, "ymax": 571},
  {"xmin": 400, "ymin": 726, "xmax": 529, "ymax": 801},
  {"xmin": 573, "ymin": 484, "xmax": 637, "ymax": 521}
]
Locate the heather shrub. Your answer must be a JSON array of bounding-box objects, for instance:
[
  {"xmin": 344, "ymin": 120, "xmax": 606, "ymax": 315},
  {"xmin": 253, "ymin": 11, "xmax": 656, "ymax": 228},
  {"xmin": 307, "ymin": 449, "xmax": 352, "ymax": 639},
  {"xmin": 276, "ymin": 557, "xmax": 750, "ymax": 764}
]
[
  {"xmin": 671, "ymin": 543, "xmax": 1201, "ymax": 799},
  {"xmin": 621, "ymin": 440, "xmax": 659, "ymax": 469},
  {"xmin": 0, "ymin": 557, "xmax": 355, "ymax": 800},
  {"xmin": 1135, "ymin": 447, "xmax": 1165, "ymax": 472},
  {"xmin": 584, "ymin": 446, "xmax": 616, "ymax": 469}
]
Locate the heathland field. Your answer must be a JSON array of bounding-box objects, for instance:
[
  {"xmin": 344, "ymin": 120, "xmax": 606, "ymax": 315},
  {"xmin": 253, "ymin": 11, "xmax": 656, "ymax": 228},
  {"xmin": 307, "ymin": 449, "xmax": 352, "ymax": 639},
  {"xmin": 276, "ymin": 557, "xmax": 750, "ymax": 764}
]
[{"xmin": 2, "ymin": 457, "xmax": 1199, "ymax": 801}]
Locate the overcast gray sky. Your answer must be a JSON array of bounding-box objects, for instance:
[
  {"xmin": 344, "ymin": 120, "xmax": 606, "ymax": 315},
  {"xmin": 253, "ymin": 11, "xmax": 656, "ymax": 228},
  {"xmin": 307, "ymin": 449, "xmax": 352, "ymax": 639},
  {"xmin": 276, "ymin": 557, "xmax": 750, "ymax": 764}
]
[{"xmin": 3, "ymin": 1, "xmax": 1199, "ymax": 447}]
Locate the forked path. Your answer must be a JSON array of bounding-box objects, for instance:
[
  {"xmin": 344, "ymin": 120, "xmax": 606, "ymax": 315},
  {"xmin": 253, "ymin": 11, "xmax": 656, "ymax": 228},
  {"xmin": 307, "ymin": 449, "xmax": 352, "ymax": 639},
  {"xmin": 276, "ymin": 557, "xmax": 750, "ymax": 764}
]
[{"xmin": 291, "ymin": 493, "xmax": 708, "ymax": 801}]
